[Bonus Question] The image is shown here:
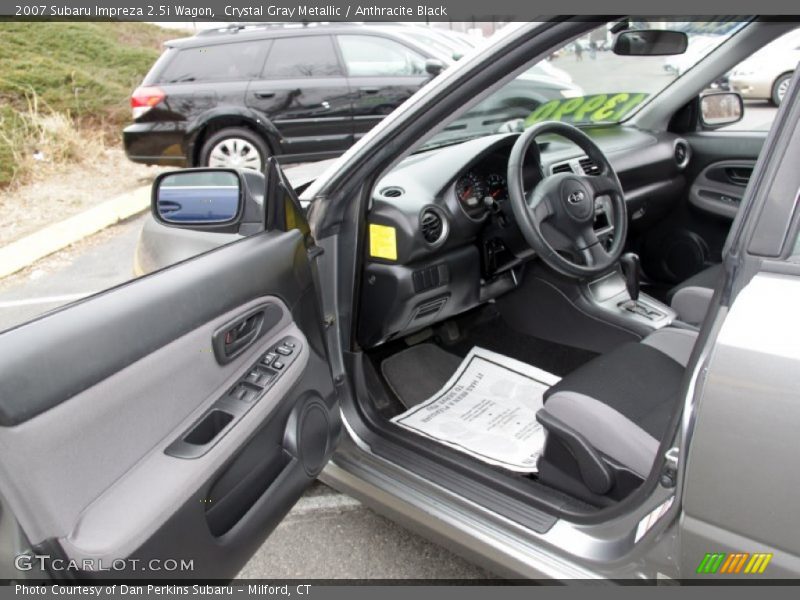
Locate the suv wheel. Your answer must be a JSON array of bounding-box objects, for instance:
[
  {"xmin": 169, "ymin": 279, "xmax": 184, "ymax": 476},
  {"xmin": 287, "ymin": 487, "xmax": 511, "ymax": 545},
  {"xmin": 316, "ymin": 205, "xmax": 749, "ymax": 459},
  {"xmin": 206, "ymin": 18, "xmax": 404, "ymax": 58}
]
[
  {"xmin": 771, "ymin": 73, "xmax": 792, "ymax": 106},
  {"xmin": 200, "ymin": 127, "xmax": 268, "ymax": 171}
]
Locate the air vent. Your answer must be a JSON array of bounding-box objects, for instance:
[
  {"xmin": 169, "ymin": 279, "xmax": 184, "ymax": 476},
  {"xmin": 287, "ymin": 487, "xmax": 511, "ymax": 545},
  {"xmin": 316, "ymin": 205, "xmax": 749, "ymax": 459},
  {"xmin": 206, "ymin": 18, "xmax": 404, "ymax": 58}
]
[
  {"xmin": 381, "ymin": 186, "xmax": 404, "ymax": 198},
  {"xmin": 674, "ymin": 140, "xmax": 690, "ymax": 169},
  {"xmin": 412, "ymin": 296, "xmax": 448, "ymax": 321},
  {"xmin": 551, "ymin": 162, "xmax": 573, "ymax": 174},
  {"xmin": 420, "ymin": 208, "xmax": 446, "ymax": 245},
  {"xmin": 578, "ymin": 157, "xmax": 601, "ymax": 175}
]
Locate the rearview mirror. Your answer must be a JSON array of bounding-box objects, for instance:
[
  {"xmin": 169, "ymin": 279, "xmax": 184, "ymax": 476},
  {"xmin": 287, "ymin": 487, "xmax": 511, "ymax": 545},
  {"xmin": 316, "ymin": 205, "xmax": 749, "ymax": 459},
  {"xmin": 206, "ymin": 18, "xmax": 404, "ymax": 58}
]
[
  {"xmin": 613, "ymin": 30, "xmax": 689, "ymax": 56},
  {"xmin": 425, "ymin": 58, "xmax": 445, "ymax": 76},
  {"xmin": 700, "ymin": 92, "xmax": 744, "ymax": 128},
  {"xmin": 154, "ymin": 169, "xmax": 242, "ymax": 226}
]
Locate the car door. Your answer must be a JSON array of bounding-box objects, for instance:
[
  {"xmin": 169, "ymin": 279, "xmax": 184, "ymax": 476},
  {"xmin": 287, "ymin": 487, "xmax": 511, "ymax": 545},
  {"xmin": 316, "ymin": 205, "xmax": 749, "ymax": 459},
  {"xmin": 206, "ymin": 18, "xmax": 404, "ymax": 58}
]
[
  {"xmin": 0, "ymin": 163, "xmax": 339, "ymax": 580},
  {"xmin": 678, "ymin": 69, "xmax": 800, "ymax": 578},
  {"xmin": 637, "ymin": 81, "xmax": 782, "ymax": 286},
  {"xmin": 246, "ymin": 34, "xmax": 354, "ymax": 160},
  {"xmin": 335, "ymin": 34, "xmax": 431, "ymax": 141}
]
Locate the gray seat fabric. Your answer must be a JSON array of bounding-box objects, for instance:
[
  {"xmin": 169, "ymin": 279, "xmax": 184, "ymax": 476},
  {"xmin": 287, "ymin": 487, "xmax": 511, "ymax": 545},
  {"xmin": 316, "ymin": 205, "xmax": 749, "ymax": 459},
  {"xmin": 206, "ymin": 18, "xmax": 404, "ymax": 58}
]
[
  {"xmin": 539, "ymin": 328, "xmax": 697, "ymax": 482},
  {"xmin": 666, "ymin": 263, "xmax": 723, "ymax": 325},
  {"xmin": 666, "ymin": 263, "xmax": 723, "ymax": 303}
]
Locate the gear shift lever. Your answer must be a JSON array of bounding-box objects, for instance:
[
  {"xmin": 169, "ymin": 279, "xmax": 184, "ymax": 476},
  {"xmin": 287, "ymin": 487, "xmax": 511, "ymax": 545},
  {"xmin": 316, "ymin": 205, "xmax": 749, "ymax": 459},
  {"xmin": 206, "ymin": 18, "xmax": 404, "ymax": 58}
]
[{"xmin": 619, "ymin": 252, "xmax": 640, "ymax": 302}]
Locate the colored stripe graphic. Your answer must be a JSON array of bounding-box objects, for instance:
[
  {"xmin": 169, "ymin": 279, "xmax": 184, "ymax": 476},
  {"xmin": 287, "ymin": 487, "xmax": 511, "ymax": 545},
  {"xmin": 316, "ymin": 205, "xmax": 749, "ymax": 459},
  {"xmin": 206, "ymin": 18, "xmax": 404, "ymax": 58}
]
[
  {"xmin": 720, "ymin": 553, "xmax": 748, "ymax": 573},
  {"xmin": 697, "ymin": 553, "xmax": 726, "ymax": 574},
  {"xmin": 745, "ymin": 553, "xmax": 773, "ymax": 574},
  {"xmin": 697, "ymin": 552, "xmax": 773, "ymax": 574}
]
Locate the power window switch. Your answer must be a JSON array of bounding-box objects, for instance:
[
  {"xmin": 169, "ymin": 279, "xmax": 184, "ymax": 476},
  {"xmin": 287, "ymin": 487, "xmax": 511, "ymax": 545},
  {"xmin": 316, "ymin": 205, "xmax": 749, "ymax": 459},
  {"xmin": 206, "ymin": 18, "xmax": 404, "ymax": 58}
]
[
  {"xmin": 272, "ymin": 360, "xmax": 285, "ymax": 370},
  {"xmin": 276, "ymin": 346, "xmax": 293, "ymax": 356},
  {"xmin": 261, "ymin": 352, "xmax": 277, "ymax": 366},
  {"xmin": 229, "ymin": 383, "xmax": 259, "ymax": 403}
]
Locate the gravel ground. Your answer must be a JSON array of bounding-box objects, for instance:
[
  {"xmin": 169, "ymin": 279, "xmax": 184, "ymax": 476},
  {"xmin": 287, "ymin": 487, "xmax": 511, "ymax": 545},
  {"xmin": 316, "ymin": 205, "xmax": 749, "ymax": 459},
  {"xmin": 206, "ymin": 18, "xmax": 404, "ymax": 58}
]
[{"xmin": 0, "ymin": 146, "xmax": 166, "ymax": 246}]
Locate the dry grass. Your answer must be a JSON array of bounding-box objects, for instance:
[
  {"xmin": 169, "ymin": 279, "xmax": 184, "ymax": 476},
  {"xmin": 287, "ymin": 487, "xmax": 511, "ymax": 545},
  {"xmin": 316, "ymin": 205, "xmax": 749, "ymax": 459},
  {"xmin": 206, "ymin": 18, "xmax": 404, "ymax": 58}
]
[
  {"xmin": 0, "ymin": 91, "xmax": 105, "ymax": 186},
  {"xmin": 0, "ymin": 21, "xmax": 182, "ymax": 187}
]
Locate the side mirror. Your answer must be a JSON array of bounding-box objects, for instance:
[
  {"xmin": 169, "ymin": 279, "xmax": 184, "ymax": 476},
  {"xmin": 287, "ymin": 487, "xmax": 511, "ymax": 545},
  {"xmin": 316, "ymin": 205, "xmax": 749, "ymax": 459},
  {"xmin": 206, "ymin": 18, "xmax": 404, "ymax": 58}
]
[
  {"xmin": 152, "ymin": 168, "xmax": 264, "ymax": 233},
  {"xmin": 700, "ymin": 91, "xmax": 744, "ymax": 128},
  {"xmin": 613, "ymin": 30, "xmax": 688, "ymax": 56},
  {"xmin": 425, "ymin": 58, "xmax": 445, "ymax": 77}
]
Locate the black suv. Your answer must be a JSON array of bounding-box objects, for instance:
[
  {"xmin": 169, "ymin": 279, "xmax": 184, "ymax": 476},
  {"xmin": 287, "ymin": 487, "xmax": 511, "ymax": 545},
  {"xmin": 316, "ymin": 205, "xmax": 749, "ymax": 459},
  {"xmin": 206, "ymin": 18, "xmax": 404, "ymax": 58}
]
[{"xmin": 123, "ymin": 23, "xmax": 449, "ymax": 170}]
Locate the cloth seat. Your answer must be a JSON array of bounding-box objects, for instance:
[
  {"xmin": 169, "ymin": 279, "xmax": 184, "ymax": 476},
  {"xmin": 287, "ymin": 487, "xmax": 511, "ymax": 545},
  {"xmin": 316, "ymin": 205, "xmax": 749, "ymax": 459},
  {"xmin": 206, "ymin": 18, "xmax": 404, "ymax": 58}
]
[
  {"xmin": 666, "ymin": 263, "xmax": 723, "ymax": 325},
  {"xmin": 536, "ymin": 328, "xmax": 697, "ymax": 503}
]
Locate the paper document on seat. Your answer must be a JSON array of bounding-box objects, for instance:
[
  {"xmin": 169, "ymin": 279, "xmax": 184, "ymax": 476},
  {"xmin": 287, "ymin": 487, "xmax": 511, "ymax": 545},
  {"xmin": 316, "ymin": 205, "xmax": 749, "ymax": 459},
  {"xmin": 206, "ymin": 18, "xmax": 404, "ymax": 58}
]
[{"xmin": 391, "ymin": 347, "xmax": 560, "ymax": 473}]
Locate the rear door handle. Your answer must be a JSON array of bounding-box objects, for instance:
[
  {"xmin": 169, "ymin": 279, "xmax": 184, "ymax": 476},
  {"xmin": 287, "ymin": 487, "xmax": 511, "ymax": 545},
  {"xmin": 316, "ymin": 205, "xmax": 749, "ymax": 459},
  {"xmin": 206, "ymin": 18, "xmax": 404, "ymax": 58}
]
[
  {"xmin": 359, "ymin": 87, "xmax": 380, "ymax": 94},
  {"xmin": 253, "ymin": 91, "xmax": 275, "ymax": 99}
]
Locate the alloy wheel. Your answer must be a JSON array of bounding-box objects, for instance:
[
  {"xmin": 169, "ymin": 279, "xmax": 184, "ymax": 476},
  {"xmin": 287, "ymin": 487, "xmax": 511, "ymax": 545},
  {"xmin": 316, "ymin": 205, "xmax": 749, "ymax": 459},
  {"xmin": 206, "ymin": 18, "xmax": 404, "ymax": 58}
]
[{"xmin": 207, "ymin": 137, "xmax": 262, "ymax": 171}]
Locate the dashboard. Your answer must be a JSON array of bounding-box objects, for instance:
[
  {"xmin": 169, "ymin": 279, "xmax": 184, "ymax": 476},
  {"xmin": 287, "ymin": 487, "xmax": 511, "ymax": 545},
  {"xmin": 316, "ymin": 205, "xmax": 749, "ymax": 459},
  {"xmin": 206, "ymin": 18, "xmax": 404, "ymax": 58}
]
[{"xmin": 358, "ymin": 127, "xmax": 691, "ymax": 348}]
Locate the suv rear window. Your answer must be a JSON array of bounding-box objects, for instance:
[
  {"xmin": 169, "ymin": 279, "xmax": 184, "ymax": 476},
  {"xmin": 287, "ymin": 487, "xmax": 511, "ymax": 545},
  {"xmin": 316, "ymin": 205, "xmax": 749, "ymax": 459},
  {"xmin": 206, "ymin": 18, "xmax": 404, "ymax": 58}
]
[
  {"xmin": 157, "ymin": 41, "xmax": 266, "ymax": 84},
  {"xmin": 262, "ymin": 36, "xmax": 343, "ymax": 78}
]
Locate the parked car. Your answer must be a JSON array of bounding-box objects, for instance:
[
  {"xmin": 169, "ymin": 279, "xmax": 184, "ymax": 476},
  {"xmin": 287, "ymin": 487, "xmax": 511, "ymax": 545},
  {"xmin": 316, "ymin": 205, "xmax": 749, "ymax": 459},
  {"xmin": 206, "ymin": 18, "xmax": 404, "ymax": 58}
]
[
  {"xmin": 729, "ymin": 27, "xmax": 800, "ymax": 105},
  {"xmin": 123, "ymin": 22, "xmax": 581, "ymax": 173},
  {"xmin": 5, "ymin": 18, "xmax": 800, "ymax": 583}
]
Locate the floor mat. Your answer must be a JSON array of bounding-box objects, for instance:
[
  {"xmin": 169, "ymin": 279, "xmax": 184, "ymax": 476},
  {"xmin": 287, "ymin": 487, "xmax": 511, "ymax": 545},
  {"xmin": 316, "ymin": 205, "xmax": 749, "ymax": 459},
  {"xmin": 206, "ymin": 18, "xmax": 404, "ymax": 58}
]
[
  {"xmin": 381, "ymin": 343, "xmax": 463, "ymax": 408},
  {"xmin": 390, "ymin": 346, "xmax": 559, "ymax": 473},
  {"xmin": 445, "ymin": 311, "xmax": 597, "ymax": 377}
]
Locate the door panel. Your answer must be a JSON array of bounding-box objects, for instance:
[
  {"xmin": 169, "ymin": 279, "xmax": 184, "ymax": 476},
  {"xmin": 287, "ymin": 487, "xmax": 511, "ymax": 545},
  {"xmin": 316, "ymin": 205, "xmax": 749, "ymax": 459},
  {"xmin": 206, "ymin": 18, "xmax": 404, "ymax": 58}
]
[
  {"xmin": 638, "ymin": 131, "xmax": 766, "ymax": 285},
  {"xmin": 0, "ymin": 228, "xmax": 338, "ymax": 579},
  {"xmin": 688, "ymin": 159, "xmax": 755, "ymax": 219}
]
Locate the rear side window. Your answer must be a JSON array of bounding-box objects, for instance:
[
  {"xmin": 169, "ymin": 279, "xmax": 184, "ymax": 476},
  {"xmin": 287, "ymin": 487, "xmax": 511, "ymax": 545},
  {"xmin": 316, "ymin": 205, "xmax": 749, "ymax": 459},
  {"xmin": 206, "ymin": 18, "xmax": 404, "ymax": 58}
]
[
  {"xmin": 157, "ymin": 41, "xmax": 266, "ymax": 84},
  {"xmin": 337, "ymin": 35, "xmax": 426, "ymax": 77},
  {"xmin": 262, "ymin": 36, "xmax": 343, "ymax": 78}
]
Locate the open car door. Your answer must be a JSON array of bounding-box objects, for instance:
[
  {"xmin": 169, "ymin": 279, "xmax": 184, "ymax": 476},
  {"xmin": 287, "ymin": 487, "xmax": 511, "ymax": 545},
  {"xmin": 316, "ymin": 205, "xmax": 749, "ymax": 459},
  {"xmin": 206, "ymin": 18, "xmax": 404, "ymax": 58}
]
[{"xmin": 0, "ymin": 161, "xmax": 339, "ymax": 580}]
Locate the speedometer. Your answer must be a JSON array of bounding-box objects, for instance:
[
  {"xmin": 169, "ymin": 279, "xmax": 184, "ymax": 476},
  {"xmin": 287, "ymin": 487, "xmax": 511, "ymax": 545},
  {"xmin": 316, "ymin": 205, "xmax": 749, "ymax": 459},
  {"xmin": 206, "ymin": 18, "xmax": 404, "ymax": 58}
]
[
  {"xmin": 455, "ymin": 171, "xmax": 487, "ymax": 218},
  {"xmin": 487, "ymin": 173, "xmax": 507, "ymax": 200}
]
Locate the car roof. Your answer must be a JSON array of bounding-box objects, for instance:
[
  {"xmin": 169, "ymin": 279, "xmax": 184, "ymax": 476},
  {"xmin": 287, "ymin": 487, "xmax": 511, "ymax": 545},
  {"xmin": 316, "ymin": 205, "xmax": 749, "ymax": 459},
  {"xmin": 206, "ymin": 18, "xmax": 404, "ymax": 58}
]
[{"xmin": 165, "ymin": 23, "xmax": 427, "ymax": 49}]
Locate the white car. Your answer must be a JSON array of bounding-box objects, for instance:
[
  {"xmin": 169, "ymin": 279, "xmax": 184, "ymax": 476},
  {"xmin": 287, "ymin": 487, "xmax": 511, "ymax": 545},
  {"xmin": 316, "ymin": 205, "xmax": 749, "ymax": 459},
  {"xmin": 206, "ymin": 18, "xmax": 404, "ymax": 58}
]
[{"xmin": 729, "ymin": 27, "xmax": 800, "ymax": 105}]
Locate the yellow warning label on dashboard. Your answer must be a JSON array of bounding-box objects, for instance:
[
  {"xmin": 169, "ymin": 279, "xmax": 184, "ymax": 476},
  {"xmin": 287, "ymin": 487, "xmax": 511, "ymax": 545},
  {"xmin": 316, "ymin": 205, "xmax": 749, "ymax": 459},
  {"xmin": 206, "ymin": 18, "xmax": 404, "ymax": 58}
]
[{"xmin": 369, "ymin": 223, "xmax": 398, "ymax": 261}]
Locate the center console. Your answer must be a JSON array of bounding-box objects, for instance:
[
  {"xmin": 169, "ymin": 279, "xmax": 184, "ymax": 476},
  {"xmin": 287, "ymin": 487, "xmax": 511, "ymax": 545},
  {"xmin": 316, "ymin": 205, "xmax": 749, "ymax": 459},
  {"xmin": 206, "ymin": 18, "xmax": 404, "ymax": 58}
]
[
  {"xmin": 496, "ymin": 258, "xmax": 677, "ymax": 354},
  {"xmin": 584, "ymin": 269, "xmax": 675, "ymax": 334}
]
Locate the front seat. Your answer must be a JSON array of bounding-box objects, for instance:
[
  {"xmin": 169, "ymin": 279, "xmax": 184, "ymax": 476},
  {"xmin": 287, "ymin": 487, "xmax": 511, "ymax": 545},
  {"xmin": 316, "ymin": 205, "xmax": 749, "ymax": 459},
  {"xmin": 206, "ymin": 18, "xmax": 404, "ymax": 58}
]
[
  {"xmin": 536, "ymin": 327, "xmax": 697, "ymax": 506},
  {"xmin": 666, "ymin": 263, "xmax": 723, "ymax": 326}
]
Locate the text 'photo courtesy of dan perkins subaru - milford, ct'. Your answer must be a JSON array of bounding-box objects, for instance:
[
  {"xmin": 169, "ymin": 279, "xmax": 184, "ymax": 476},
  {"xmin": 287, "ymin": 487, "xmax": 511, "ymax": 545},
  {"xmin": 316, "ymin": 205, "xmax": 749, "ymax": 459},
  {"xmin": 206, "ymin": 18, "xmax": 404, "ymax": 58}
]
[{"xmin": 2, "ymin": 0, "xmax": 800, "ymax": 597}]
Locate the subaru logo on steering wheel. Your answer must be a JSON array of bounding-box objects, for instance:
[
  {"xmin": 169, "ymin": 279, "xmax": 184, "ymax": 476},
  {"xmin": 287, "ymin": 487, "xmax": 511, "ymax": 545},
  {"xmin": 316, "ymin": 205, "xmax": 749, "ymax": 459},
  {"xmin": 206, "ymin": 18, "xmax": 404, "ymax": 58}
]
[{"xmin": 567, "ymin": 190, "xmax": 585, "ymax": 204}]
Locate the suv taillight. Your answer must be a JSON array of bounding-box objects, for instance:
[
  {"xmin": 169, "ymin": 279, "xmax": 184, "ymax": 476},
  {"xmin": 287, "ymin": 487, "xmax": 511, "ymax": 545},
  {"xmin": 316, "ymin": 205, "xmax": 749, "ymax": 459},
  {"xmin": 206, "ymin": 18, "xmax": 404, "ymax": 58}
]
[{"xmin": 130, "ymin": 86, "xmax": 165, "ymax": 120}]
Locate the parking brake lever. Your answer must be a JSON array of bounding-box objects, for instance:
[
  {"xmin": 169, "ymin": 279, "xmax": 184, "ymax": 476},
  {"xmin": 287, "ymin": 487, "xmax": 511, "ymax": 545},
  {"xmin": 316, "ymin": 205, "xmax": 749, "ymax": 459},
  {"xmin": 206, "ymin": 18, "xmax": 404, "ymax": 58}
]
[{"xmin": 619, "ymin": 252, "xmax": 641, "ymax": 302}]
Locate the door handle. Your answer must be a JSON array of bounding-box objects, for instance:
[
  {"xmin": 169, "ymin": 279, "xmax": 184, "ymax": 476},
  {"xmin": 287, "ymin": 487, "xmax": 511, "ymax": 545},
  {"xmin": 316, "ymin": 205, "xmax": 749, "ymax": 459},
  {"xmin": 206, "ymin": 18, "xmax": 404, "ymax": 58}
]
[
  {"xmin": 211, "ymin": 303, "xmax": 282, "ymax": 365},
  {"xmin": 253, "ymin": 91, "xmax": 275, "ymax": 99},
  {"xmin": 359, "ymin": 87, "xmax": 380, "ymax": 94},
  {"xmin": 223, "ymin": 314, "xmax": 261, "ymax": 356}
]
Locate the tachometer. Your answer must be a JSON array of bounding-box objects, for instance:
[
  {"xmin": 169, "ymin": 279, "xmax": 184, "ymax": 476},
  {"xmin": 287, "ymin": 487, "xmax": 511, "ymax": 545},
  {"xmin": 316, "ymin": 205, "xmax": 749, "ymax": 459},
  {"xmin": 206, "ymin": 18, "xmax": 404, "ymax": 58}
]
[
  {"xmin": 455, "ymin": 171, "xmax": 487, "ymax": 218},
  {"xmin": 487, "ymin": 173, "xmax": 507, "ymax": 200}
]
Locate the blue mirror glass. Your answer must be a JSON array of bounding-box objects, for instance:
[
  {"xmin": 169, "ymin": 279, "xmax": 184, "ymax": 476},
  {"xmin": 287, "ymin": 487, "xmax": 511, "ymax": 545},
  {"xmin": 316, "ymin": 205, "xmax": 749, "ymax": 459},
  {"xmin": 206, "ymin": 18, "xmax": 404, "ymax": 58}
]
[{"xmin": 156, "ymin": 171, "xmax": 240, "ymax": 224}]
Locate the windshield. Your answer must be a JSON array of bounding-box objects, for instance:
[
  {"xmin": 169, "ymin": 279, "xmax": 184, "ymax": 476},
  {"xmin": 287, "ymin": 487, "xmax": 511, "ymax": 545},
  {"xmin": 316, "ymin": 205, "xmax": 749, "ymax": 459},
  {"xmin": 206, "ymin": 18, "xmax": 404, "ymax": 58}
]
[{"xmin": 422, "ymin": 20, "xmax": 746, "ymax": 149}]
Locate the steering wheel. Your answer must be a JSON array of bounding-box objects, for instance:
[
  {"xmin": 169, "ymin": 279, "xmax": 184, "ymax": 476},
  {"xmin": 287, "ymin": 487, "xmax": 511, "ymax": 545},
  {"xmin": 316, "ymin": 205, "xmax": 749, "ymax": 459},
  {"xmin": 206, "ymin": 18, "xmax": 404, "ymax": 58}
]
[{"xmin": 507, "ymin": 121, "xmax": 628, "ymax": 278}]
